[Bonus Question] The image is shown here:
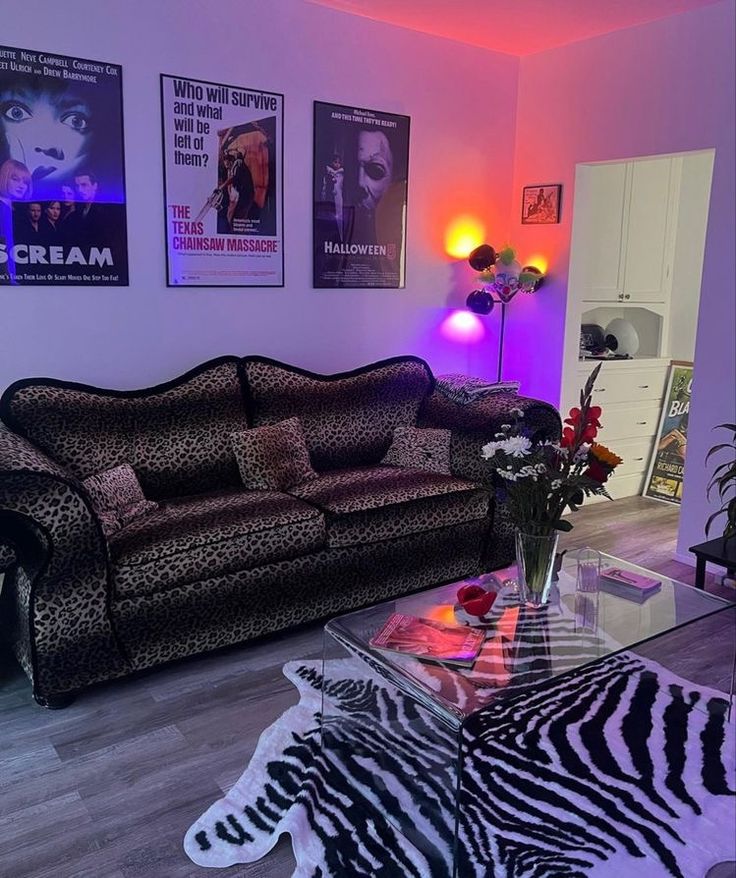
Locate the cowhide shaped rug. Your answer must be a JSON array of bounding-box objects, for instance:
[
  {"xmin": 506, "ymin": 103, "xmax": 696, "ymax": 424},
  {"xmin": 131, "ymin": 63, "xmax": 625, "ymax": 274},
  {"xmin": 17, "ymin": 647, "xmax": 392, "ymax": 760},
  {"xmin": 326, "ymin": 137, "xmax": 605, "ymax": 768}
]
[{"xmin": 184, "ymin": 653, "xmax": 735, "ymax": 877}]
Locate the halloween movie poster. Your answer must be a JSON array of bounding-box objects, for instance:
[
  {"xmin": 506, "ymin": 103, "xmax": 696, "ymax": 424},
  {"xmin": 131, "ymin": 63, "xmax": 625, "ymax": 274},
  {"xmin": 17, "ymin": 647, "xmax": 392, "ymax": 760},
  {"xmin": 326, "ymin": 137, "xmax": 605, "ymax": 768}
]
[
  {"xmin": 643, "ymin": 362, "xmax": 693, "ymax": 505},
  {"xmin": 313, "ymin": 101, "xmax": 409, "ymax": 289},
  {"xmin": 0, "ymin": 44, "xmax": 128, "ymax": 285},
  {"xmin": 160, "ymin": 74, "xmax": 283, "ymax": 287}
]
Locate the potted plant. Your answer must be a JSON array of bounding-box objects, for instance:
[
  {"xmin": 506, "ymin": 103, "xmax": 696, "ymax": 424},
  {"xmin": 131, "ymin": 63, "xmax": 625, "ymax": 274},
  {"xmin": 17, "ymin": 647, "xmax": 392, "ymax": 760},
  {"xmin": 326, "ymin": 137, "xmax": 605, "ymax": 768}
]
[
  {"xmin": 481, "ymin": 364, "xmax": 622, "ymax": 606},
  {"xmin": 705, "ymin": 423, "xmax": 736, "ymax": 541}
]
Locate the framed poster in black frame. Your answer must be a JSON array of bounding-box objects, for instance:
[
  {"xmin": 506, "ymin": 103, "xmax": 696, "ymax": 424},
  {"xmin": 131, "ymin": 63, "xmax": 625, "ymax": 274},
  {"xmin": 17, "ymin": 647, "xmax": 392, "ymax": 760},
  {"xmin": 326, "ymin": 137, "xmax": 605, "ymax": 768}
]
[
  {"xmin": 313, "ymin": 100, "xmax": 410, "ymax": 289},
  {"xmin": 160, "ymin": 73, "xmax": 284, "ymax": 287},
  {"xmin": 0, "ymin": 42, "xmax": 129, "ymax": 286},
  {"xmin": 521, "ymin": 184, "xmax": 562, "ymax": 224}
]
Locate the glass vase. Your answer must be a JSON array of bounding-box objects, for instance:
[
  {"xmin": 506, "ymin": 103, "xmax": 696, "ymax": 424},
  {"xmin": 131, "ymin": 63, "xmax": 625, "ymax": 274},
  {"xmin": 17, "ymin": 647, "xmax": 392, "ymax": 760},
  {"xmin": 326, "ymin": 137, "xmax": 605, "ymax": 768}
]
[{"xmin": 515, "ymin": 529, "xmax": 560, "ymax": 608}]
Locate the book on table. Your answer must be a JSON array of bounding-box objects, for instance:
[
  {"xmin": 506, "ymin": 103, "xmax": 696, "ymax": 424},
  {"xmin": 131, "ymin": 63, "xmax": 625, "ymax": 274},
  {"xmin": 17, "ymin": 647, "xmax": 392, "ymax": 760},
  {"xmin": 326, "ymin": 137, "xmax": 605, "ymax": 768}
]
[
  {"xmin": 369, "ymin": 613, "xmax": 485, "ymax": 668},
  {"xmin": 600, "ymin": 567, "xmax": 662, "ymax": 602}
]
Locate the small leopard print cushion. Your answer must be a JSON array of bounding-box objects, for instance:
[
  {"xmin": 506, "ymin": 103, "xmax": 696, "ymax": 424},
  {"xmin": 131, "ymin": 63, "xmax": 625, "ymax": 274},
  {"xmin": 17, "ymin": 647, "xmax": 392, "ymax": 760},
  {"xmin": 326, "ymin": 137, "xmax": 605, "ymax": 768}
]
[
  {"xmin": 381, "ymin": 426, "xmax": 452, "ymax": 475},
  {"xmin": 231, "ymin": 418, "xmax": 318, "ymax": 492},
  {"xmin": 83, "ymin": 463, "xmax": 159, "ymax": 537}
]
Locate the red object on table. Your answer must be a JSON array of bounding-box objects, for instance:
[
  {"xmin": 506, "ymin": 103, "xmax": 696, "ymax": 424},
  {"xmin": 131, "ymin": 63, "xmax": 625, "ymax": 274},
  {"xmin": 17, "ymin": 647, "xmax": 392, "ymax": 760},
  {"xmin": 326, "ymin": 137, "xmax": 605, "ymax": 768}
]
[{"xmin": 457, "ymin": 584, "xmax": 497, "ymax": 618}]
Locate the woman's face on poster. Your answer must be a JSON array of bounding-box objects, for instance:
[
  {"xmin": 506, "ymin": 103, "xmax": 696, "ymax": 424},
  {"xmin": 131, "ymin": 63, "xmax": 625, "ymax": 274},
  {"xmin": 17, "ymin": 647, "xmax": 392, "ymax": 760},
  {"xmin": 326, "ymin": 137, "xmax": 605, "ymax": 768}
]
[
  {"xmin": 0, "ymin": 85, "xmax": 92, "ymax": 185},
  {"xmin": 46, "ymin": 200, "xmax": 61, "ymax": 222},
  {"xmin": 5, "ymin": 166, "xmax": 29, "ymax": 199}
]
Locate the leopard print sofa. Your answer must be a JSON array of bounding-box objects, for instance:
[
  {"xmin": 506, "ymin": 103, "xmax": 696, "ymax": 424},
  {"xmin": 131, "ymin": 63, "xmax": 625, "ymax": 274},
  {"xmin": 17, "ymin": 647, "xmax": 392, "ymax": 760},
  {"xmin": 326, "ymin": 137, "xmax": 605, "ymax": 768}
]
[{"xmin": 0, "ymin": 355, "xmax": 559, "ymax": 707}]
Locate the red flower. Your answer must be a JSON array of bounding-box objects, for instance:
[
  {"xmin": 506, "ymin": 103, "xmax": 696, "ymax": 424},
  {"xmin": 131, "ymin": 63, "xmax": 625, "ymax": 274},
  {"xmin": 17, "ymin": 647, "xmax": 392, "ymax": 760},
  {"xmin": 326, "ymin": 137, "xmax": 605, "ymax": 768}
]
[
  {"xmin": 563, "ymin": 404, "xmax": 602, "ymax": 448},
  {"xmin": 581, "ymin": 424, "xmax": 598, "ymax": 442},
  {"xmin": 584, "ymin": 460, "xmax": 610, "ymax": 484}
]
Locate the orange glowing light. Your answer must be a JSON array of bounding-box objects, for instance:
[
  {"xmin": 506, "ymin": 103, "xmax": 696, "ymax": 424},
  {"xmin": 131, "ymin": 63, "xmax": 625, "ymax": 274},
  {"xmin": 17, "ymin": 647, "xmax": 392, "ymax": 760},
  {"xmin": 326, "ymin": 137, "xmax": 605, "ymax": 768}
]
[
  {"xmin": 445, "ymin": 216, "xmax": 486, "ymax": 259},
  {"xmin": 424, "ymin": 603, "xmax": 459, "ymax": 627},
  {"xmin": 524, "ymin": 254, "xmax": 548, "ymax": 275}
]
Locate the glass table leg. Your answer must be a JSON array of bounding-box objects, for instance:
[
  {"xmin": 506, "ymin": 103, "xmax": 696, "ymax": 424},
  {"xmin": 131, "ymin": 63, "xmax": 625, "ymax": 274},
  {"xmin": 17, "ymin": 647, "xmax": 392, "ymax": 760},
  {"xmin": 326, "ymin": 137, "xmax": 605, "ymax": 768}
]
[{"xmin": 320, "ymin": 628, "xmax": 466, "ymax": 874}]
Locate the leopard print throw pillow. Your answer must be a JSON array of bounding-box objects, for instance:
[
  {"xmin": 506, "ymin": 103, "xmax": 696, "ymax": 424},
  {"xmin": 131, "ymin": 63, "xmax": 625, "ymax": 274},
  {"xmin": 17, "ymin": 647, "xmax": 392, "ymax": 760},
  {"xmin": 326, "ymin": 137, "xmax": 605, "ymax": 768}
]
[
  {"xmin": 82, "ymin": 463, "xmax": 159, "ymax": 537},
  {"xmin": 231, "ymin": 417, "xmax": 318, "ymax": 492},
  {"xmin": 381, "ymin": 426, "xmax": 452, "ymax": 475}
]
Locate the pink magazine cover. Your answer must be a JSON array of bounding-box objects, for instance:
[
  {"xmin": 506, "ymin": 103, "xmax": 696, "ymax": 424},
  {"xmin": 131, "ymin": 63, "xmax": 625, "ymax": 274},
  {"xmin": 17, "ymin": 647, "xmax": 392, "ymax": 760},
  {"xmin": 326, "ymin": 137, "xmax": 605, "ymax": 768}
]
[
  {"xmin": 369, "ymin": 613, "xmax": 485, "ymax": 667},
  {"xmin": 601, "ymin": 567, "xmax": 662, "ymax": 591}
]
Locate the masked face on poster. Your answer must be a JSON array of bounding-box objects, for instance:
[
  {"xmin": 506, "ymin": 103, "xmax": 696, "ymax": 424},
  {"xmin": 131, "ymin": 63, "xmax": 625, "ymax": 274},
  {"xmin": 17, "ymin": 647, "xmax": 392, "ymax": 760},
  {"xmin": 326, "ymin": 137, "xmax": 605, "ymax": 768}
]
[{"xmin": 356, "ymin": 130, "xmax": 393, "ymax": 212}]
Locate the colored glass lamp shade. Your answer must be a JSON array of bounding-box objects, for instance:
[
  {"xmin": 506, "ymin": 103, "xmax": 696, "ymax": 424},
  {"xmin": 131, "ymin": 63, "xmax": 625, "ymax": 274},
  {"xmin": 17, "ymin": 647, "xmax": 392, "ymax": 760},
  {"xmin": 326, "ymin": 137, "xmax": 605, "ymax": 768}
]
[
  {"xmin": 466, "ymin": 288, "xmax": 494, "ymax": 315},
  {"xmin": 464, "ymin": 244, "xmax": 546, "ymax": 381}
]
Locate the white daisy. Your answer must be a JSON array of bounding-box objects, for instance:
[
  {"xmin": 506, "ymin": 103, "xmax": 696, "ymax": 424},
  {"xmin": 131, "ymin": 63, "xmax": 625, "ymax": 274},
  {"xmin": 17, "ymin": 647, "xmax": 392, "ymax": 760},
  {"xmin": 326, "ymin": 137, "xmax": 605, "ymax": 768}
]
[{"xmin": 501, "ymin": 436, "xmax": 532, "ymax": 458}]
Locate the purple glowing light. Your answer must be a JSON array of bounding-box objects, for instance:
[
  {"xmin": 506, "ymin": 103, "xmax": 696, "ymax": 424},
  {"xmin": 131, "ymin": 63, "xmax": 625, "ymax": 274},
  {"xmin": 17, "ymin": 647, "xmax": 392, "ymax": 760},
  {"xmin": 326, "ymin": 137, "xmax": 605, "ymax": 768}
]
[{"xmin": 441, "ymin": 310, "xmax": 486, "ymax": 343}]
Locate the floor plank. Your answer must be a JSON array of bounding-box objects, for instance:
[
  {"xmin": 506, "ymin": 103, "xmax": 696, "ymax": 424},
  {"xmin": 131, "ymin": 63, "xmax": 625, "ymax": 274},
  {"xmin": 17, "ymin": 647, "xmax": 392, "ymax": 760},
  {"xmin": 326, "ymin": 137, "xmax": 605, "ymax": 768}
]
[{"xmin": 0, "ymin": 496, "xmax": 733, "ymax": 878}]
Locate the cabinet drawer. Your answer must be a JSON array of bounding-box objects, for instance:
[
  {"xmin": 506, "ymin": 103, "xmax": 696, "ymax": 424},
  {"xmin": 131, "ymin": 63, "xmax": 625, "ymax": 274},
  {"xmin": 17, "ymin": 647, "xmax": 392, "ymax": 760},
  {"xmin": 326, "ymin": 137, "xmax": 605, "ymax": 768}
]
[
  {"xmin": 609, "ymin": 436, "xmax": 654, "ymax": 478},
  {"xmin": 578, "ymin": 364, "xmax": 667, "ymax": 405},
  {"xmin": 597, "ymin": 401, "xmax": 661, "ymax": 441}
]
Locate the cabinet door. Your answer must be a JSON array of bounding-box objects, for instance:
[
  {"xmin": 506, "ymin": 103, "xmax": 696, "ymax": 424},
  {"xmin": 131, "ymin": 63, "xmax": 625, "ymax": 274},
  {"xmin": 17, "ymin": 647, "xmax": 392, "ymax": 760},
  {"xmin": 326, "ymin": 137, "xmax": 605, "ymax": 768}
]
[
  {"xmin": 622, "ymin": 158, "xmax": 676, "ymax": 303},
  {"xmin": 584, "ymin": 162, "xmax": 627, "ymax": 302}
]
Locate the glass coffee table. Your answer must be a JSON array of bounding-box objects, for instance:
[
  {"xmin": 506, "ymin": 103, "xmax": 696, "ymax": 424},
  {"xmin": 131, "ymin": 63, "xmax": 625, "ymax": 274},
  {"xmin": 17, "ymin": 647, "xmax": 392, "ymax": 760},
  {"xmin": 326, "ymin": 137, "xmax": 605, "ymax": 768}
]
[{"xmin": 320, "ymin": 550, "xmax": 735, "ymax": 876}]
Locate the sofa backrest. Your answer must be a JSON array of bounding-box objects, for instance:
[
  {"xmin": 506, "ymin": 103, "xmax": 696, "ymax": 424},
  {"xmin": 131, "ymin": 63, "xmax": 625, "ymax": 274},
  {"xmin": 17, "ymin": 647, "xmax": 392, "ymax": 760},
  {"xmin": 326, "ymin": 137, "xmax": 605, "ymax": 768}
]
[
  {"xmin": 240, "ymin": 356, "xmax": 435, "ymax": 471},
  {"xmin": 0, "ymin": 357, "xmax": 248, "ymax": 500}
]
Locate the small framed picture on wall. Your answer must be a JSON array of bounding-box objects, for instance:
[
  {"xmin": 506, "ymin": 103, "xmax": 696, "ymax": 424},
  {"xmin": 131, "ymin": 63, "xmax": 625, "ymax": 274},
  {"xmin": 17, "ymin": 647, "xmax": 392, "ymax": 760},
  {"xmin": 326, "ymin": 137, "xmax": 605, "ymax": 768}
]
[{"xmin": 521, "ymin": 184, "xmax": 562, "ymax": 224}]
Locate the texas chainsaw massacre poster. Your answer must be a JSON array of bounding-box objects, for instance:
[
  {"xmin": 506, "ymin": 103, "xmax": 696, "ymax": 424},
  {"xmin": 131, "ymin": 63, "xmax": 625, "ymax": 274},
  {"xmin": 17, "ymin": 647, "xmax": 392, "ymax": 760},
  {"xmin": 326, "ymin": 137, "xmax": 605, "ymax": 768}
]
[{"xmin": 160, "ymin": 74, "xmax": 283, "ymax": 287}]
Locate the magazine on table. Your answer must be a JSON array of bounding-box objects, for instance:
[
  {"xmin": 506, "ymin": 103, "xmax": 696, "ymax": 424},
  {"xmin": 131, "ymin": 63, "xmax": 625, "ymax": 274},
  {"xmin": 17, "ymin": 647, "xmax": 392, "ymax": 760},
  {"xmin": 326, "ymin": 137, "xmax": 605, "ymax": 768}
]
[
  {"xmin": 369, "ymin": 613, "xmax": 485, "ymax": 668},
  {"xmin": 600, "ymin": 567, "xmax": 662, "ymax": 602}
]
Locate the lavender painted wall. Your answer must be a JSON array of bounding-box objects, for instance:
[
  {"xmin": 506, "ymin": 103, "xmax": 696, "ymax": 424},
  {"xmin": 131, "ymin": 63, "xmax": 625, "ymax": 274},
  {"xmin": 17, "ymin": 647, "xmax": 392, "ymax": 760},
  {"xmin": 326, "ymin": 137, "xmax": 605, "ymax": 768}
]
[
  {"xmin": 508, "ymin": 0, "xmax": 736, "ymax": 557},
  {"xmin": 0, "ymin": 0, "xmax": 519, "ymax": 389}
]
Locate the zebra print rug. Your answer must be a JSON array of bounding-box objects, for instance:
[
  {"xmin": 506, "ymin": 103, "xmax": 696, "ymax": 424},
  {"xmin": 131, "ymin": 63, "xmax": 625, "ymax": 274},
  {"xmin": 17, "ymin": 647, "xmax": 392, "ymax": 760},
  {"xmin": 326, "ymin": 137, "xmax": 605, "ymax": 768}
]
[{"xmin": 184, "ymin": 653, "xmax": 735, "ymax": 877}]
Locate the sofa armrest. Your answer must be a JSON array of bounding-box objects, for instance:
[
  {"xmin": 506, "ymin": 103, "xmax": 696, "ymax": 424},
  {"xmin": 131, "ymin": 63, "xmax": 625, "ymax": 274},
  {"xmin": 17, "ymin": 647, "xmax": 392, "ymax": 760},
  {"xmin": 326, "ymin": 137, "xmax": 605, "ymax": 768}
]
[
  {"xmin": 419, "ymin": 388, "xmax": 561, "ymax": 570},
  {"xmin": 0, "ymin": 426, "xmax": 128, "ymax": 705}
]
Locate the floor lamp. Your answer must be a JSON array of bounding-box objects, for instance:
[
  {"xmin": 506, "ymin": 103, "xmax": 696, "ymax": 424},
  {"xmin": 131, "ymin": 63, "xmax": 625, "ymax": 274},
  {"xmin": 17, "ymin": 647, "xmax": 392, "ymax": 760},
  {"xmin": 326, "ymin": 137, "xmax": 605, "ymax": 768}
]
[{"xmin": 465, "ymin": 245, "xmax": 544, "ymax": 382}]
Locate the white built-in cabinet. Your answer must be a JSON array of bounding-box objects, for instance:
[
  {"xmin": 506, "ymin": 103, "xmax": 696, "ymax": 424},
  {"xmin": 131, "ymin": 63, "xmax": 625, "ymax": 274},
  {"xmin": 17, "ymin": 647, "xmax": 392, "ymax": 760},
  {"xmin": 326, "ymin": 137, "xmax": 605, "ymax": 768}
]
[
  {"xmin": 585, "ymin": 156, "xmax": 680, "ymax": 305},
  {"xmin": 564, "ymin": 155, "xmax": 690, "ymax": 502}
]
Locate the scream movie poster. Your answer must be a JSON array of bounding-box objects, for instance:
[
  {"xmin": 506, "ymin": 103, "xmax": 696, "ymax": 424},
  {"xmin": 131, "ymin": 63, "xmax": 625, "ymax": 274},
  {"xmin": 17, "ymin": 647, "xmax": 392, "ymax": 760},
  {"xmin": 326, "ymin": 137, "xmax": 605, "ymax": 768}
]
[
  {"xmin": 161, "ymin": 74, "xmax": 283, "ymax": 287},
  {"xmin": 313, "ymin": 101, "xmax": 409, "ymax": 289},
  {"xmin": 0, "ymin": 44, "xmax": 128, "ymax": 286}
]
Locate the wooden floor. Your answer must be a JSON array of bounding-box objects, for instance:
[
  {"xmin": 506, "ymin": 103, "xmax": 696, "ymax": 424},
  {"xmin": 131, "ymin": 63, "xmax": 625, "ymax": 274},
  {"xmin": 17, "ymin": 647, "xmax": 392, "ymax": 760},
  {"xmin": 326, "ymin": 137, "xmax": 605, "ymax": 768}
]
[{"xmin": 1, "ymin": 497, "xmax": 734, "ymax": 878}]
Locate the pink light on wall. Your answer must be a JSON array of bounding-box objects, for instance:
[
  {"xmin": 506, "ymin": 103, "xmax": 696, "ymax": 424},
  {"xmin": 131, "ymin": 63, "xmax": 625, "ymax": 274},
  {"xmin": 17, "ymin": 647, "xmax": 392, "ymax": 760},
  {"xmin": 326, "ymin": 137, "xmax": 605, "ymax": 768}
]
[{"xmin": 441, "ymin": 310, "xmax": 486, "ymax": 343}]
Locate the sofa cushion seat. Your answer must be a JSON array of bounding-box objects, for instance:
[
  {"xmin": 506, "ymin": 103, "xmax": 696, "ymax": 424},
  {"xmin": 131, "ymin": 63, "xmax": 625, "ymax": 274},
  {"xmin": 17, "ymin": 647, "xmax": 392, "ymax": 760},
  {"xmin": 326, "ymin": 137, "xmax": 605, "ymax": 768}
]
[
  {"xmin": 109, "ymin": 487, "xmax": 326, "ymax": 597},
  {"xmin": 288, "ymin": 465, "xmax": 490, "ymax": 548}
]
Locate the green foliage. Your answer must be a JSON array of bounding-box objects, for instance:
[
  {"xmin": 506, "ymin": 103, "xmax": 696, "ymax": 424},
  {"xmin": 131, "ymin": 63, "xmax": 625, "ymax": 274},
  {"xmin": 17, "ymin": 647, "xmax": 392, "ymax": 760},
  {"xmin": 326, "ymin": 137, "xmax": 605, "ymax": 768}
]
[{"xmin": 705, "ymin": 423, "xmax": 736, "ymax": 540}]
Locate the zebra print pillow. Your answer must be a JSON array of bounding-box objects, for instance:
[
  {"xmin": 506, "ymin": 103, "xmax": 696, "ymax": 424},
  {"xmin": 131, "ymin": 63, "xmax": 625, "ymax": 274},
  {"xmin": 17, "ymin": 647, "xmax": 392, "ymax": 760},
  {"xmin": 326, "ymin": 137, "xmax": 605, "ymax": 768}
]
[{"xmin": 185, "ymin": 653, "xmax": 736, "ymax": 877}]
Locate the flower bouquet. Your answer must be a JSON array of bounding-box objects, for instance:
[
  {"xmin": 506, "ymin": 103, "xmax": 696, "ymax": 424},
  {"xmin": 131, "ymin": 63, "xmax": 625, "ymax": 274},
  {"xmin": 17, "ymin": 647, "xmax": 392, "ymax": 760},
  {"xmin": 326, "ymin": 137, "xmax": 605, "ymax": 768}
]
[{"xmin": 481, "ymin": 364, "xmax": 622, "ymax": 606}]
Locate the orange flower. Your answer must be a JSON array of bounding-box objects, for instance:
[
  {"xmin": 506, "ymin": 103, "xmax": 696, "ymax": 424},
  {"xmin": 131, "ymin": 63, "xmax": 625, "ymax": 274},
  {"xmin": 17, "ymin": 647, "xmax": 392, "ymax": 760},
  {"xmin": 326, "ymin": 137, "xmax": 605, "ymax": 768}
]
[{"xmin": 590, "ymin": 443, "xmax": 622, "ymax": 468}]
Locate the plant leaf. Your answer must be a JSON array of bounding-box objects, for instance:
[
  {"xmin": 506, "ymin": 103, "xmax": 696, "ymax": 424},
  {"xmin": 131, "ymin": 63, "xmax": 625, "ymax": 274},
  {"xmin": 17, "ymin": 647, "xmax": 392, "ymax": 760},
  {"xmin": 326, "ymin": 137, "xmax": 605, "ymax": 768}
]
[
  {"xmin": 705, "ymin": 443, "xmax": 734, "ymax": 463},
  {"xmin": 553, "ymin": 519, "xmax": 573, "ymax": 532},
  {"xmin": 708, "ymin": 459, "xmax": 736, "ymax": 479},
  {"xmin": 705, "ymin": 508, "xmax": 723, "ymax": 536}
]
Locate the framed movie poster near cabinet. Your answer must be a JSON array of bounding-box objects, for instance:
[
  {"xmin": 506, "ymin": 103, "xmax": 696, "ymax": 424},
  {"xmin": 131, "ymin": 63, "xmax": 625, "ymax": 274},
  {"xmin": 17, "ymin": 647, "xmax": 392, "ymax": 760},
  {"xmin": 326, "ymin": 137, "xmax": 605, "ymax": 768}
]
[
  {"xmin": 0, "ymin": 43, "xmax": 129, "ymax": 285},
  {"xmin": 160, "ymin": 74, "xmax": 284, "ymax": 287},
  {"xmin": 643, "ymin": 361, "xmax": 693, "ymax": 505},
  {"xmin": 313, "ymin": 101, "xmax": 410, "ymax": 288}
]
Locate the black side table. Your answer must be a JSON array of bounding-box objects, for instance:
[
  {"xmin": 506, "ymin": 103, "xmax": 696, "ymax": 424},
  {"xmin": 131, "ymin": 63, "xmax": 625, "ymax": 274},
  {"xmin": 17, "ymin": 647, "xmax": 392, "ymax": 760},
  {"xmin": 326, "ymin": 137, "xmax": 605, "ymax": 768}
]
[{"xmin": 689, "ymin": 536, "xmax": 736, "ymax": 590}]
